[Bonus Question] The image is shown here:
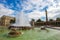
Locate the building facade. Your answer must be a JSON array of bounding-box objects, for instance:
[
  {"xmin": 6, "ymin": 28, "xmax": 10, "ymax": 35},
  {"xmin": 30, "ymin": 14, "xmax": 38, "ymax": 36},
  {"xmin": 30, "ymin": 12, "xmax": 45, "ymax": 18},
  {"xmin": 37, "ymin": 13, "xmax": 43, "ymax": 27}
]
[{"xmin": 0, "ymin": 15, "xmax": 15, "ymax": 26}]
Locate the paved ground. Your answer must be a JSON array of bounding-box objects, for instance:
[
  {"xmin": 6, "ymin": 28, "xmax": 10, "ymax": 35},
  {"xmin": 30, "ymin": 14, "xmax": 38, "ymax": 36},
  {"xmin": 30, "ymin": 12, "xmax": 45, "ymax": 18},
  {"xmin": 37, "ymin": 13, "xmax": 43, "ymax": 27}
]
[{"xmin": 47, "ymin": 26, "xmax": 60, "ymax": 30}]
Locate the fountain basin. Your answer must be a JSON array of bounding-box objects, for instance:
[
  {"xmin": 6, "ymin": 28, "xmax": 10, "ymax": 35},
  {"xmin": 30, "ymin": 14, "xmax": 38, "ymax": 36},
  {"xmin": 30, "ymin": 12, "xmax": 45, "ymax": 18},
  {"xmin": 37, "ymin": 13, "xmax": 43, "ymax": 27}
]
[
  {"xmin": 8, "ymin": 26, "xmax": 32, "ymax": 30},
  {"xmin": 9, "ymin": 11, "xmax": 31, "ymax": 30}
]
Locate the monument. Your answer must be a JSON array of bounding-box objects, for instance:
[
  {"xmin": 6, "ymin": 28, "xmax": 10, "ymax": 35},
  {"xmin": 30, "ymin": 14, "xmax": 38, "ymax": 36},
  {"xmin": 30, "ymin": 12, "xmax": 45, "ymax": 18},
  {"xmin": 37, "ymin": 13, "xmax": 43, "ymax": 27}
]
[{"xmin": 9, "ymin": 11, "xmax": 31, "ymax": 30}]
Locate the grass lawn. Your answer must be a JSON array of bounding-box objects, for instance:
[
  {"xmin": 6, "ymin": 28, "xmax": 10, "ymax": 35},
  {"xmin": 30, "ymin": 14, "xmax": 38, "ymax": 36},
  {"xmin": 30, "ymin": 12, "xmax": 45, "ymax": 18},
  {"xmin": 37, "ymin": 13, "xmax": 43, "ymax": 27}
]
[{"xmin": 0, "ymin": 28, "xmax": 60, "ymax": 40}]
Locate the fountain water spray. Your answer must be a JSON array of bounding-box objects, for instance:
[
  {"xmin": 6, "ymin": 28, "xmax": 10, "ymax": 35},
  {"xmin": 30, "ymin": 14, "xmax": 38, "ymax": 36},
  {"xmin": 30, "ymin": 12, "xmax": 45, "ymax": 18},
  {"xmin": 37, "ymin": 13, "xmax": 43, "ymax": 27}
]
[{"xmin": 10, "ymin": 11, "xmax": 31, "ymax": 30}]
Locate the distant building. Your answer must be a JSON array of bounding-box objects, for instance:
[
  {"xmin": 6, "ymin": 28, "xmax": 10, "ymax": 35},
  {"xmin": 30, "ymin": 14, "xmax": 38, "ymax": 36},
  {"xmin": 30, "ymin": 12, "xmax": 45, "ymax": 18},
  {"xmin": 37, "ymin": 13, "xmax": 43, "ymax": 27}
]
[{"xmin": 0, "ymin": 15, "xmax": 15, "ymax": 26}]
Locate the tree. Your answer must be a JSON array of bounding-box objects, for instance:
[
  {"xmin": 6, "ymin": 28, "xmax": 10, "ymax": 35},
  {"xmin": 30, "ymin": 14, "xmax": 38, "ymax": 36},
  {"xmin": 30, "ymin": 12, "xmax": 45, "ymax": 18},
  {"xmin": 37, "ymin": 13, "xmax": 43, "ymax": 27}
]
[
  {"xmin": 56, "ymin": 18, "xmax": 60, "ymax": 26},
  {"xmin": 56, "ymin": 18, "xmax": 60, "ymax": 21},
  {"xmin": 49, "ymin": 19, "xmax": 53, "ymax": 21},
  {"xmin": 30, "ymin": 19, "xmax": 35, "ymax": 26},
  {"xmin": 30, "ymin": 19, "xmax": 35, "ymax": 30},
  {"xmin": 31, "ymin": 19, "xmax": 35, "ymax": 22},
  {"xmin": 36, "ymin": 19, "xmax": 42, "ymax": 22},
  {"xmin": 10, "ymin": 18, "xmax": 16, "ymax": 24}
]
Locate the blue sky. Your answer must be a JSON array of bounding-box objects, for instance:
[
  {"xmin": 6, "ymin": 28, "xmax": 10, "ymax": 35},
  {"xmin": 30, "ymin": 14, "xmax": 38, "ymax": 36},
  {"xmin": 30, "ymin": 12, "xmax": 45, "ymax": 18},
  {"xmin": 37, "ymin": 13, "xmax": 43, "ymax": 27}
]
[{"xmin": 0, "ymin": 0, "xmax": 60, "ymax": 21}]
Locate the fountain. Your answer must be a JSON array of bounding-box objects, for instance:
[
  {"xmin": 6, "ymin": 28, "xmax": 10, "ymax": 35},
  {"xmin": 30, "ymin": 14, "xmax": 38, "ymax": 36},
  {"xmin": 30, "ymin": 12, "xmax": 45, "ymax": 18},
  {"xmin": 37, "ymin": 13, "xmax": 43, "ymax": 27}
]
[{"xmin": 9, "ymin": 11, "xmax": 31, "ymax": 30}]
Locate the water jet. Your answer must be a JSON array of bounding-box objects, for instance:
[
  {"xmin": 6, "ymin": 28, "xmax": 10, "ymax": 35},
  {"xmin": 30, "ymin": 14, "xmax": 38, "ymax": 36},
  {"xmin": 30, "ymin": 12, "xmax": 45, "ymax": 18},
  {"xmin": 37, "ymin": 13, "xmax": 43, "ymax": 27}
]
[{"xmin": 9, "ymin": 11, "xmax": 31, "ymax": 30}]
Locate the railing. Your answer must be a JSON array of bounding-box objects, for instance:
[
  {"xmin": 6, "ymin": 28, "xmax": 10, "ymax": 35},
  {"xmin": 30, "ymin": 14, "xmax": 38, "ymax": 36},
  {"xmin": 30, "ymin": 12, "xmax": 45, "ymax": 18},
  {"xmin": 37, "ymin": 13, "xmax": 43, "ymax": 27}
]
[{"xmin": 31, "ymin": 21, "xmax": 60, "ymax": 27}]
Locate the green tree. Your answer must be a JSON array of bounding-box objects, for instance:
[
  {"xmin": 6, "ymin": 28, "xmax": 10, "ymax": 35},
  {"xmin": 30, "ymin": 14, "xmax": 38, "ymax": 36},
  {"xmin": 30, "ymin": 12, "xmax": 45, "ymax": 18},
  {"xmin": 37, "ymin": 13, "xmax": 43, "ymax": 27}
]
[
  {"xmin": 56, "ymin": 18, "xmax": 60, "ymax": 26},
  {"xmin": 49, "ymin": 19, "xmax": 53, "ymax": 21},
  {"xmin": 10, "ymin": 18, "xmax": 16, "ymax": 24},
  {"xmin": 30, "ymin": 19, "xmax": 35, "ymax": 26},
  {"xmin": 31, "ymin": 19, "xmax": 35, "ymax": 22},
  {"xmin": 36, "ymin": 19, "xmax": 42, "ymax": 22},
  {"xmin": 56, "ymin": 18, "xmax": 60, "ymax": 21}
]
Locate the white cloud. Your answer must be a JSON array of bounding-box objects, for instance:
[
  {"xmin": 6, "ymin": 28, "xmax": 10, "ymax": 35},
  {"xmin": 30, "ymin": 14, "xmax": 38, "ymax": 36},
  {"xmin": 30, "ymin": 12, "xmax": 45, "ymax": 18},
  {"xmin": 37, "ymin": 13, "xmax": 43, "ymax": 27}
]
[
  {"xmin": 22, "ymin": 0, "xmax": 54, "ymax": 10},
  {"xmin": 27, "ymin": 10, "xmax": 45, "ymax": 21},
  {"xmin": 1, "ymin": 0, "xmax": 60, "ymax": 21},
  {"xmin": 22, "ymin": 0, "xmax": 60, "ymax": 21},
  {"xmin": 0, "ymin": 4, "xmax": 14, "ymax": 17},
  {"xmin": 27, "ymin": 7, "xmax": 60, "ymax": 21},
  {"xmin": 47, "ymin": 5, "xmax": 60, "ymax": 20}
]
